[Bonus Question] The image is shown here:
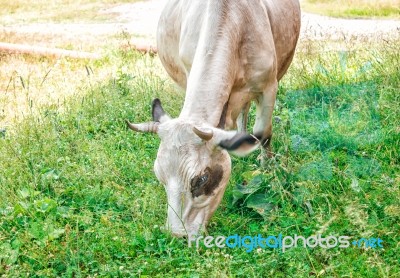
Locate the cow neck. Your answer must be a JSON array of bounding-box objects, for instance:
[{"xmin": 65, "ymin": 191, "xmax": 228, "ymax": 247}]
[{"xmin": 179, "ymin": 0, "xmax": 241, "ymax": 128}]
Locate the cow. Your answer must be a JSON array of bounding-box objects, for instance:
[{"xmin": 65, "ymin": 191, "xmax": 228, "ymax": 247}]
[{"xmin": 126, "ymin": 0, "xmax": 301, "ymax": 237}]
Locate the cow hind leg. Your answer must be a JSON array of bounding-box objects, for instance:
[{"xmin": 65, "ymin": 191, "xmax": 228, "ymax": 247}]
[{"xmin": 252, "ymin": 81, "xmax": 278, "ymax": 159}]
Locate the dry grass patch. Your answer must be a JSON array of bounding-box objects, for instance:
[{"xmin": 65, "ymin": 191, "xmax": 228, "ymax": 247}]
[{"xmin": 0, "ymin": 0, "xmax": 139, "ymax": 25}]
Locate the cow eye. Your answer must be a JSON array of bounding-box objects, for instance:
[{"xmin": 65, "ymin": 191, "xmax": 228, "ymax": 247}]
[{"xmin": 198, "ymin": 174, "xmax": 209, "ymax": 186}]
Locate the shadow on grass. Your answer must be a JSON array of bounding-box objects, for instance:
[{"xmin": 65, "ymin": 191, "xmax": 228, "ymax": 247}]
[{"xmin": 288, "ymin": 82, "xmax": 382, "ymax": 182}]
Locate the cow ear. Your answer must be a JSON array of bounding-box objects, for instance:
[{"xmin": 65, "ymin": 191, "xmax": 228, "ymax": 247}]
[
  {"xmin": 152, "ymin": 98, "xmax": 171, "ymax": 123},
  {"xmin": 214, "ymin": 131, "xmax": 261, "ymax": 156}
]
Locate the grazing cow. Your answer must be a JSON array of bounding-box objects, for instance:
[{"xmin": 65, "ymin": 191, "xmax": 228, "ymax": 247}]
[{"xmin": 127, "ymin": 0, "xmax": 301, "ymax": 237}]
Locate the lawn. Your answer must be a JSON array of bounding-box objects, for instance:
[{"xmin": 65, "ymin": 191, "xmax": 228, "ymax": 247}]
[
  {"xmin": 1, "ymin": 36, "xmax": 399, "ymax": 276},
  {"xmin": 302, "ymin": 0, "xmax": 400, "ymax": 18},
  {"xmin": 1, "ymin": 1, "xmax": 400, "ymax": 277}
]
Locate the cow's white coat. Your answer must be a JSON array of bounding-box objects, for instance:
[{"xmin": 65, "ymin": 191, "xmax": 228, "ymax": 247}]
[{"xmin": 131, "ymin": 0, "xmax": 301, "ymax": 237}]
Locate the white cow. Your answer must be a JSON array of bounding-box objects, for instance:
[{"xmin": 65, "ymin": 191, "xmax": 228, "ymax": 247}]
[{"xmin": 127, "ymin": 0, "xmax": 301, "ymax": 237}]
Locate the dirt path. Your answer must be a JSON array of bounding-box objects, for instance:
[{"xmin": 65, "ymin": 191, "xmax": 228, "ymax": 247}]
[
  {"xmin": 2, "ymin": 0, "xmax": 399, "ymax": 48},
  {"xmin": 301, "ymin": 12, "xmax": 400, "ymax": 40}
]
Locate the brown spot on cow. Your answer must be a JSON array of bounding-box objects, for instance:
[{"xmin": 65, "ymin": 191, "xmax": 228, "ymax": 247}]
[{"xmin": 190, "ymin": 165, "xmax": 224, "ymax": 198}]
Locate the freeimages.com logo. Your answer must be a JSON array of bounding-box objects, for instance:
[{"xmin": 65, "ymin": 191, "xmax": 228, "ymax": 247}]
[{"xmin": 188, "ymin": 234, "xmax": 384, "ymax": 253}]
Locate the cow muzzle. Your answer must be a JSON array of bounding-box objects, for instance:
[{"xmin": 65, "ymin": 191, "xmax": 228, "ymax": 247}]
[{"xmin": 166, "ymin": 201, "xmax": 207, "ymax": 238}]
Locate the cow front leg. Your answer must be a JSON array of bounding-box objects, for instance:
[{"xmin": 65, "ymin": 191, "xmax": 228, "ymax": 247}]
[
  {"xmin": 236, "ymin": 102, "xmax": 251, "ymax": 133},
  {"xmin": 252, "ymin": 81, "xmax": 278, "ymax": 159}
]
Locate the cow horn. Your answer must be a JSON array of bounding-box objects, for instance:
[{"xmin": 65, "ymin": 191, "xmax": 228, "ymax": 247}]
[
  {"xmin": 125, "ymin": 119, "xmax": 159, "ymax": 133},
  {"xmin": 193, "ymin": 126, "xmax": 213, "ymax": 141}
]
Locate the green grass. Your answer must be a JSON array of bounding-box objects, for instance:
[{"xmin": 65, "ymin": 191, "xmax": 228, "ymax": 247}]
[
  {"xmin": 302, "ymin": 0, "xmax": 400, "ymax": 18},
  {"xmin": 0, "ymin": 37, "xmax": 399, "ymax": 276}
]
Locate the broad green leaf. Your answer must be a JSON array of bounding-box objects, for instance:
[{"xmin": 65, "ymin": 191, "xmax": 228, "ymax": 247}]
[
  {"xmin": 232, "ymin": 175, "xmax": 265, "ymax": 205},
  {"xmin": 241, "ymin": 170, "xmax": 262, "ymax": 181},
  {"xmin": 246, "ymin": 194, "xmax": 274, "ymax": 218},
  {"xmin": 34, "ymin": 198, "xmax": 57, "ymax": 214}
]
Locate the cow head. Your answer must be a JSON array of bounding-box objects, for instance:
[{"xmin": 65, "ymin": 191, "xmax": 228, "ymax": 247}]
[{"xmin": 127, "ymin": 99, "xmax": 260, "ymax": 237}]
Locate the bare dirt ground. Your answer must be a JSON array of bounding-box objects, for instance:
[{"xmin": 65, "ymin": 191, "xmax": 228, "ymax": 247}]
[{"xmin": 1, "ymin": 0, "xmax": 400, "ymax": 51}]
